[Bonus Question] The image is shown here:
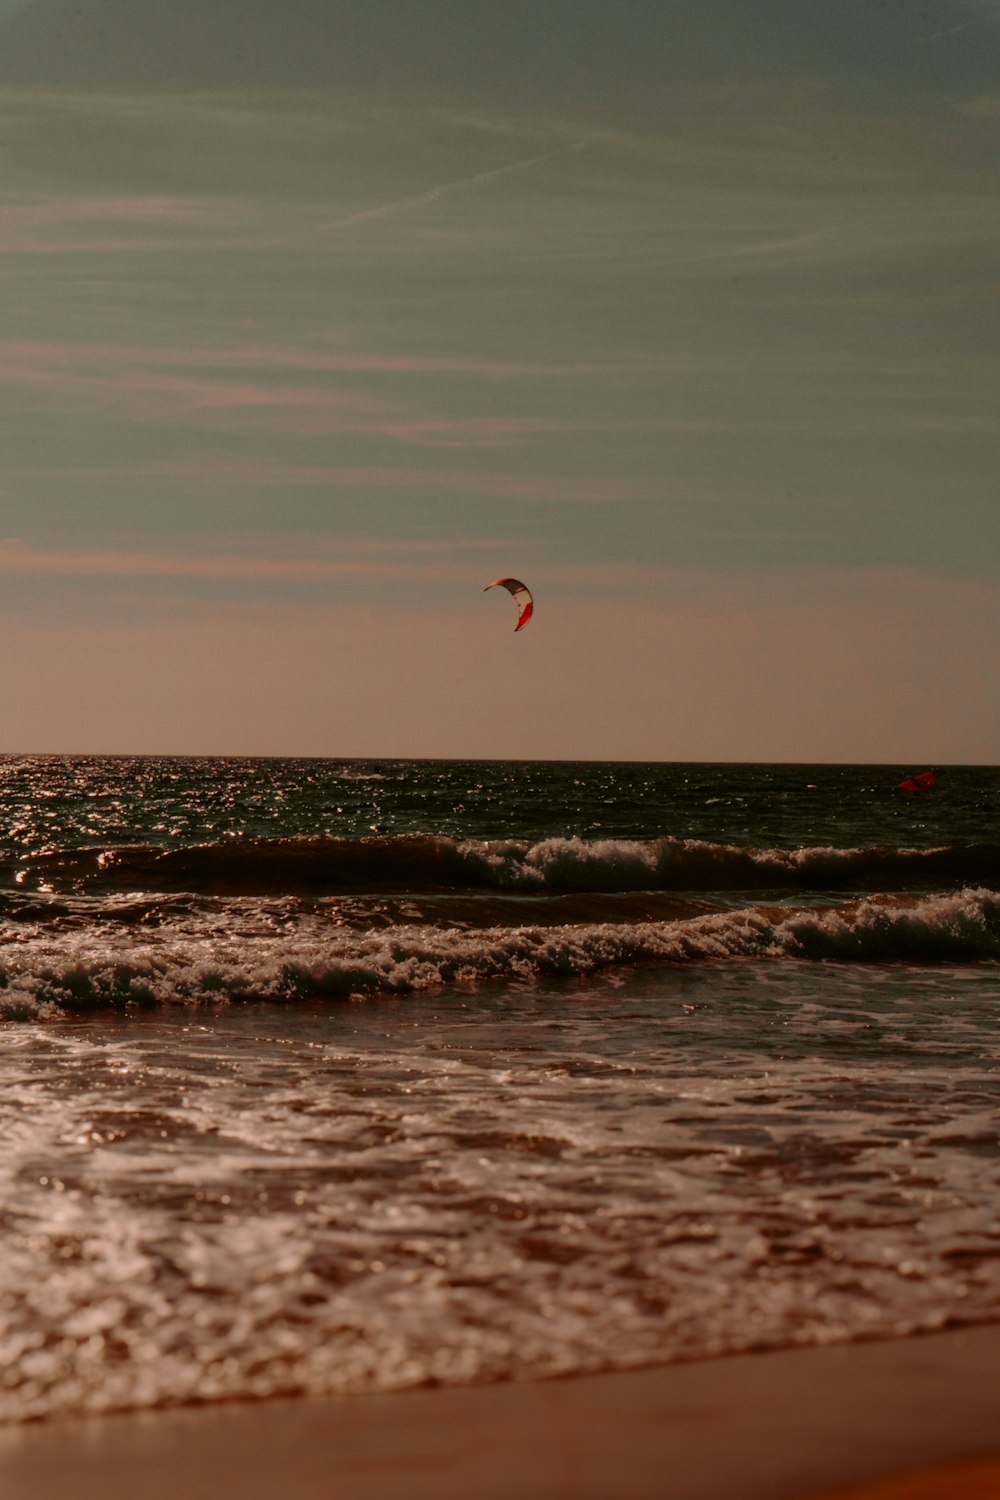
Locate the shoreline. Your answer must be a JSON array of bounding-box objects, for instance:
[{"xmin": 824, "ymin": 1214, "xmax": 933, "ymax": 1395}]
[{"xmin": 1, "ymin": 1324, "xmax": 997, "ymax": 1500}]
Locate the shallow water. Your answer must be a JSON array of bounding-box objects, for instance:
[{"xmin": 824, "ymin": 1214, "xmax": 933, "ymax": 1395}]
[{"xmin": 2, "ymin": 963, "xmax": 998, "ymax": 1422}]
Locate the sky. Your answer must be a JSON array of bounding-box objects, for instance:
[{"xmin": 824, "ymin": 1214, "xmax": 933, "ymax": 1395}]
[{"xmin": 0, "ymin": 0, "xmax": 998, "ymax": 759}]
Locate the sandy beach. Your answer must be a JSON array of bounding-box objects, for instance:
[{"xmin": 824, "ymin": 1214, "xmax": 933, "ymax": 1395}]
[
  {"xmin": 822, "ymin": 1457, "xmax": 1000, "ymax": 1500},
  {"xmin": 1, "ymin": 1324, "xmax": 997, "ymax": 1500}
]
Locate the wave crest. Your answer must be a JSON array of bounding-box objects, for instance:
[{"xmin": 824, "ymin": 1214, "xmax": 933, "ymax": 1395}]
[
  {"xmin": 9, "ymin": 834, "xmax": 1000, "ymax": 898},
  {"xmin": 2, "ymin": 888, "xmax": 998, "ymax": 1018}
]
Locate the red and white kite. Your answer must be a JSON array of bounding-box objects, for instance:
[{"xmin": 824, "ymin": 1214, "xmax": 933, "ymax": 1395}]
[{"xmin": 484, "ymin": 577, "xmax": 533, "ymax": 632}]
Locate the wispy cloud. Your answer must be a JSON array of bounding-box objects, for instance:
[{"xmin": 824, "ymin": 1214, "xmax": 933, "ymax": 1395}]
[
  {"xmin": 0, "ymin": 537, "xmax": 506, "ymax": 585},
  {"xmin": 0, "ymin": 341, "xmax": 404, "ymax": 429},
  {"xmin": 5, "ymin": 340, "xmax": 995, "ymax": 454},
  {"xmin": 0, "ymin": 193, "xmax": 250, "ymax": 253},
  {"xmin": 957, "ymin": 93, "xmax": 1000, "ymax": 117},
  {"xmin": 909, "ymin": 21, "xmax": 976, "ymax": 48},
  {"xmin": 0, "ymin": 339, "xmax": 648, "ymax": 443},
  {"xmin": 0, "ymin": 338, "xmax": 657, "ymax": 380},
  {"xmin": 1, "ymin": 196, "xmax": 231, "ymax": 228},
  {"xmin": 0, "ymin": 338, "xmax": 673, "ymax": 451},
  {"xmin": 0, "ymin": 539, "xmax": 725, "ymax": 592},
  {"xmin": 282, "ymin": 140, "xmax": 587, "ymax": 241},
  {"xmin": 10, "ymin": 462, "xmax": 660, "ymax": 504},
  {"xmin": 2, "ymin": 541, "xmax": 986, "ymax": 606}
]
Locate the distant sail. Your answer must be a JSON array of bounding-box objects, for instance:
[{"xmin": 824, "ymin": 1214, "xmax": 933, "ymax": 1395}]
[
  {"xmin": 484, "ymin": 577, "xmax": 533, "ymax": 632},
  {"xmin": 897, "ymin": 770, "xmax": 936, "ymax": 792}
]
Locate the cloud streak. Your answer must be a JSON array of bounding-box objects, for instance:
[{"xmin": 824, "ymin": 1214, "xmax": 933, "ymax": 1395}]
[
  {"xmin": 0, "ymin": 342, "xmax": 404, "ymax": 429},
  {"xmin": 0, "ymin": 537, "xmax": 510, "ymax": 584},
  {"xmin": 0, "ymin": 540, "xmax": 732, "ymax": 593},
  {"xmin": 287, "ymin": 140, "xmax": 588, "ymax": 240},
  {"xmin": 0, "ymin": 339, "xmax": 665, "ymax": 444},
  {"xmin": 0, "ymin": 337, "xmax": 659, "ymax": 380},
  {"xmin": 0, "ymin": 192, "xmax": 253, "ymax": 254},
  {"xmin": 4, "ymin": 341, "xmax": 995, "ymax": 450},
  {"xmin": 8, "ymin": 462, "xmax": 661, "ymax": 504},
  {"xmin": 2, "ymin": 541, "xmax": 991, "ymax": 607}
]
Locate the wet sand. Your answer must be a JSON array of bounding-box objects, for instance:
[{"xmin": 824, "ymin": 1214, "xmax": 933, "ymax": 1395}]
[
  {"xmin": 0, "ymin": 1324, "xmax": 997, "ymax": 1500},
  {"xmin": 818, "ymin": 1454, "xmax": 1000, "ymax": 1499}
]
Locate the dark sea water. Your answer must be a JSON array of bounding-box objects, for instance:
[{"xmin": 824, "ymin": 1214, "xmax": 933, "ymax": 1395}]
[{"xmin": 1, "ymin": 757, "xmax": 998, "ymax": 1422}]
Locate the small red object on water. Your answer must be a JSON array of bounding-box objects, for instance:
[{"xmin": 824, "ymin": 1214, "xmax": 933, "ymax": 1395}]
[{"xmin": 897, "ymin": 770, "xmax": 936, "ymax": 792}]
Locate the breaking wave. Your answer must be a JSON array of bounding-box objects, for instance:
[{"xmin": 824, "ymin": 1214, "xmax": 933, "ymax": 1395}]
[
  {"xmin": 2, "ymin": 888, "xmax": 999, "ymax": 1018},
  {"xmin": 6, "ymin": 834, "xmax": 1000, "ymax": 898}
]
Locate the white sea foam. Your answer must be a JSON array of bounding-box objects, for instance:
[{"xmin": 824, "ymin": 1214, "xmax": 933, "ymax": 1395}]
[
  {"xmin": 1, "ymin": 962, "xmax": 998, "ymax": 1424},
  {"xmin": 461, "ymin": 836, "xmax": 1000, "ymax": 894},
  {"xmin": 1, "ymin": 888, "xmax": 998, "ymax": 1018}
]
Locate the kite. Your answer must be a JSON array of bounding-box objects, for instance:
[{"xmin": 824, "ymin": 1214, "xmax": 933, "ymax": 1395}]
[
  {"xmin": 484, "ymin": 577, "xmax": 533, "ymax": 632},
  {"xmin": 897, "ymin": 770, "xmax": 936, "ymax": 793}
]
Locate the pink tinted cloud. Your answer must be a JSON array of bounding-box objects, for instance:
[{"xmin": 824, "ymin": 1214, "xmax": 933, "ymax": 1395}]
[
  {"xmin": 2, "ymin": 238, "xmax": 251, "ymax": 255},
  {"xmin": 0, "ymin": 538, "xmax": 514, "ymax": 585},
  {"xmin": 0, "ymin": 540, "xmax": 691, "ymax": 593},
  {"xmin": 379, "ymin": 417, "xmax": 663, "ymax": 447},
  {"xmin": 2, "ymin": 198, "xmax": 231, "ymax": 227},
  {"xmin": 21, "ymin": 461, "xmax": 659, "ymax": 505},
  {"xmin": 1, "ymin": 544, "xmax": 976, "ymax": 612},
  {"xmin": 0, "ymin": 346, "xmax": 402, "ymax": 424},
  {"xmin": 0, "ymin": 341, "xmax": 575, "ymax": 438},
  {"xmin": 0, "ymin": 197, "xmax": 246, "ymax": 253},
  {"xmin": 0, "ymin": 339, "xmax": 653, "ymax": 379},
  {"xmin": 0, "ymin": 338, "xmax": 671, "ymax": 446},
  {"xmin": 0, "ymin": 542, "xmax": 700, "ymax": 595}
]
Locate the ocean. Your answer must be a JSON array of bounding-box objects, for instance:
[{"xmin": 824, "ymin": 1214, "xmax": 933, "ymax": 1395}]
[{"xmin": 1, "ymin": 756, "xmax": 998, "ymax": 1424}]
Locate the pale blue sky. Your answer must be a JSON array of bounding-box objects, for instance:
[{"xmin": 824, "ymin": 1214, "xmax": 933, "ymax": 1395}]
[{"xmin": 0, "ymin": 1, "xmax": 997, "ymax": 758}]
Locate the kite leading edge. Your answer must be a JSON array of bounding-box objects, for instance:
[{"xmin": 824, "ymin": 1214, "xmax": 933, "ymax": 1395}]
[{"xmin": 484, "ymin": 577, "xmax": 533, "ymax": 632}]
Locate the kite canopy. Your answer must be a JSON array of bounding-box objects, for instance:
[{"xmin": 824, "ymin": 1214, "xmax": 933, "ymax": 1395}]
[
  {"xmin": 897, "ymin": 770, "xmax": 936, "ymax": 792},
  {"xmin": 484, "ymin": 577, "xmax": 533, "ymax": 632}
]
